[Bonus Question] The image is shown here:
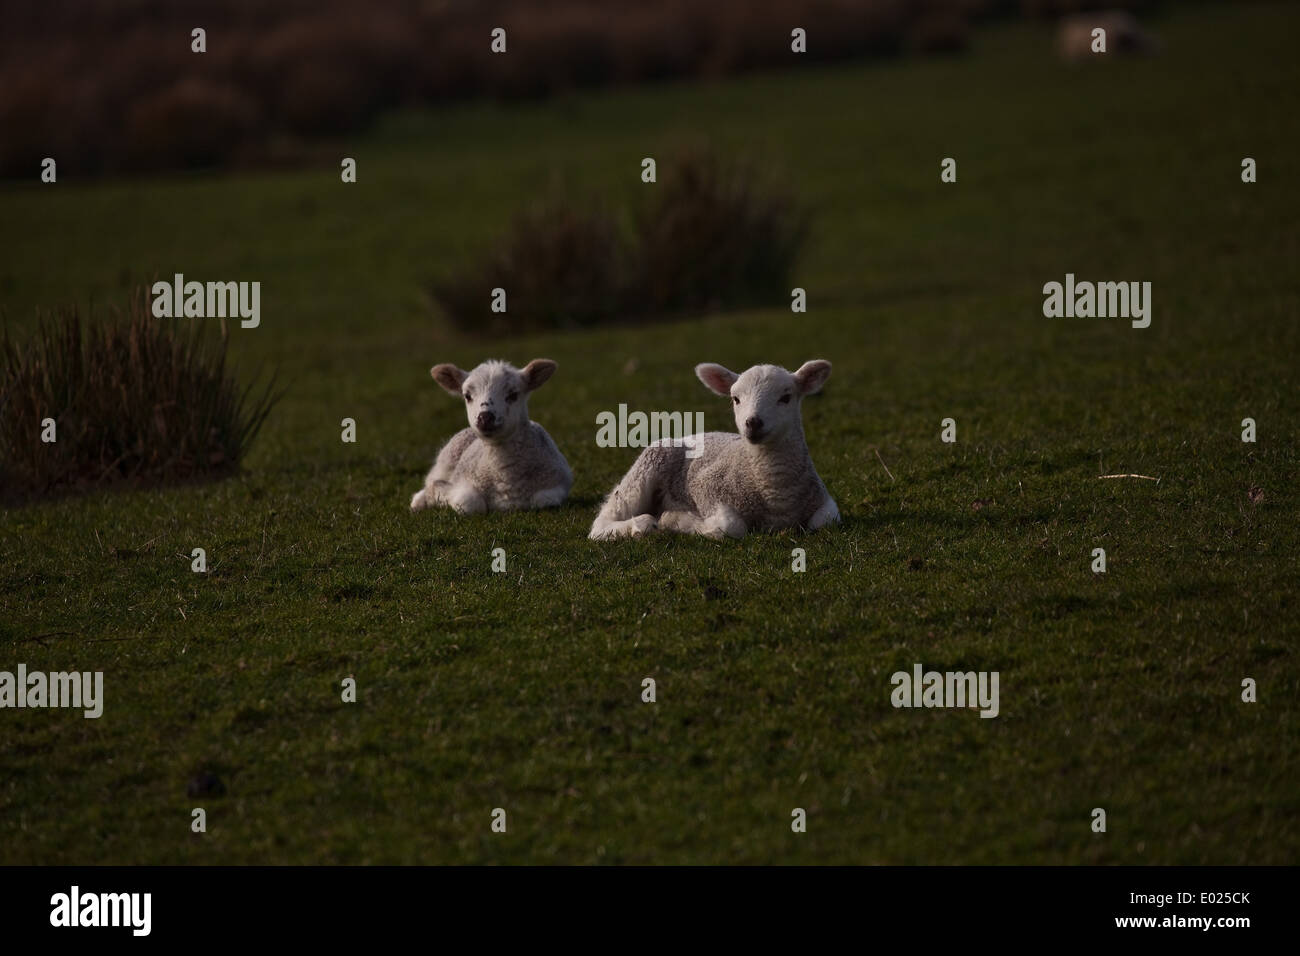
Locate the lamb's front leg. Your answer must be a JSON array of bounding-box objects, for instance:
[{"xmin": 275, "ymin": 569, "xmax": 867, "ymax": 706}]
[
  {"xmin": 411, "ymin": 477, "xmax": 452, "ymax": 512},
  {"xmin": 808, "ymin": 495, "xmax": 840, "ymax": 530},
  {"xmin": 446, "ymin": 481, "xmax": 487, "ymax": 515},
  {"xmin": 658, "ymin": 510, "xmax": 704, "ymax": 534},
  {"xmin": 589, "ymin": 449, "xmax": 668, "ymax": 540},
  {"xmin": 701, "ymin": 504, "xmax": 747, "ymax": 539},
  {"xmin": 529, "ymin": 486, "xmax": 568, "ymax": 509},
  {"xmin": 590, "ymin": 514, "xmax": 658, "ymax": 539}
]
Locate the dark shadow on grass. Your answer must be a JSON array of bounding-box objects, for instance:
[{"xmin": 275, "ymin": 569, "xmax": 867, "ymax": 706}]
[
  {"xmin": 0, "ymin": 464, "xmax": 251, "ymax": 510},
  {"xmin": 1025, "ymin": 593, "xmax": 1097, "ymax": 621},
  {"xmin": 327, "ymin": 582, "xmax": 380, "ymax": 602},
  {"xmin": 847, "ymin": 504, "xmax": 1088, "ymax": 534},
  {"xmin": 845, "ymin": 509, "xmax": 986, "ymax": 533},
  {"xmin": 919, "ymin": 605, "xmax": 1001, "ymax": 633}
]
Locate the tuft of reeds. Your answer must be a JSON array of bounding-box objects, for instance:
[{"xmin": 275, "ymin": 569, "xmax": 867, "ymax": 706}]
[
  {"xmin": 433, "ymin": 150, "xmax": 809, "ymax": 333},
  {"xmin": 432, "ymin": 200, "xmax": 634, "ymax": 334},
  {"xmin": 0, "ymin": 290, "xmax": 279, "ymax": 502},
  {"xmin": 630, "ymin": 149, "xmax": 809, "ymax": 316}
]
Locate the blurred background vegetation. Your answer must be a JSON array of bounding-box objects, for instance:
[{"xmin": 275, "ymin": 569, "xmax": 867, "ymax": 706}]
[{"xmin": 0, "ymin": 0, "xmax": 1169, "ymax": 178}]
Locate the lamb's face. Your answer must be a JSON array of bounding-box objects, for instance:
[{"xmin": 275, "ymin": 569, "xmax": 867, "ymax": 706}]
[
  {"xmin": 459, "ymin": 362, "xmax": 528, "ymax": 441},
  {"xmin": 729, "ymin": 365, "xmax": 802, "ymax": 444},
  {"xmin": 430, "ymin": 358, "xmax": 558, "ymax": 443},
  {"xmin": 696, "ymin": 360, "xmax": 832, "ymax": 445}
]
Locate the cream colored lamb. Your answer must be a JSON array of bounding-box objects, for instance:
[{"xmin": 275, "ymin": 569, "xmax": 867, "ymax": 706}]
[
  {"xmin": 589, "ymin": 360, "xmax": 839, "ymax": 540},
  {"xmin": 410, "ymin": 359, "xmax": 572, "ymax": 514}
]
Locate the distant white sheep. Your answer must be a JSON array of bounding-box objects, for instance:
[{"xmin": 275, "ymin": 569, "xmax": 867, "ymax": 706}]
[
  {"xmin": 1058, "ymin": 11, "xmax": 1159, "ymax": 62},
  {"xmin": 589, "ymin": 360, "xmax": 839, "ymax": 540},
  {"xmin": 410, "ymin": 358, "xmax": 572, "ymax": 514}
]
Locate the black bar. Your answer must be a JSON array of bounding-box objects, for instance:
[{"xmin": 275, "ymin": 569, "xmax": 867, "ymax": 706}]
[{"xmin": 0, "ymin": 865, "xmax": 1277, "ymax": 943}]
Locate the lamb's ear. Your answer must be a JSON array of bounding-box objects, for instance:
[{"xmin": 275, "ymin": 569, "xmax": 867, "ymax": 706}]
[
  {"xmin": 521, "ymin": 358, "xmax": 557, "ymax": 391},
  {"xmin": 793, "ymin": 360, "xmax": 831, "ymax": 396},
  {"xmin": 696, "ymin": 363, "xmax": 739, "ymax": 396},
  {"xmin": 431, "ymin": 363, "xmax": 468, "ymax": 397}
]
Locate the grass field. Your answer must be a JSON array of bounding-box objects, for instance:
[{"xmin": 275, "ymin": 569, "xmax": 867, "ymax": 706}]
[{"xmin": 1, "ymin": 2, "xmax": 1297, "ymax": 864}]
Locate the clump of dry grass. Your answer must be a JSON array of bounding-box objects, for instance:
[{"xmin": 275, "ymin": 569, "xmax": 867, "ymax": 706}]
[
  {"xmin": 432, "ymin": 150, "xmax": 808, "ymax": 332},
  {"xmin": 0, "ymin": 291, "xmax": 279, "ymax": 502},
  {"xmin": 630, "ymin": 150, "xmax": 809, "ymax": 315},
  {"xmin": 432, "ymin": 200, "xmax": 634, "ymax": 334}
]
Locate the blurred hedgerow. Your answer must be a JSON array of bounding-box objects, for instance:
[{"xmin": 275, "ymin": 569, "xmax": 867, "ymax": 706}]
[
  {"xmin": 0, "ymin": 291, "xmax": 280, "ymax": 502},
  {"xmin": 431, "ymin": 150, "xmax": 810, "ymax": 333},
  {"xmin": 0, "ymin": 0, "xmax": 984, "ymax": 177}
]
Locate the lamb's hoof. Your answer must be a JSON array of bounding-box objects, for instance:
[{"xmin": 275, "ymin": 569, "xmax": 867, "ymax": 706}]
[
  {"xmin": 447, "ymin": 488, "xmax": 486, "ymax": 514},
  {"xmin": 627, "ymin": 514, "xmax": 658, "ymax": 537},
  {"xmin": 703, "ymin": 517, "xmax": 746, "ymax": 539},
  {"xmin": 589, "ymin": 515, "xmax": 658, "ymax": 540}
]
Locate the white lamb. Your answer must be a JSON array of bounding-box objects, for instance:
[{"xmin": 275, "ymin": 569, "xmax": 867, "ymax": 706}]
[
  {"xmin": 409, "ymin": 358, "xmax": 572, "ymax": 514},
  {"xmin": 589, "ymin": 360, "xmax": 840, "ymax": 540}
]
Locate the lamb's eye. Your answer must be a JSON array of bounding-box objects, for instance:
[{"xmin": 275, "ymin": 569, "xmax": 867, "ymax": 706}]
[
  {"xmin": 778, "ymin": 394, "xmax": 792, "ymax": 404},
  {"xmin": 464, "ymin": 392, "xmax": 472, "ymax": 403},
  {"xmin": 732, "ymin": 396, "xmax": 740, "ymax": 405},
  {"xmin": 506, "ymin": 390, "xmax": 519, "ymax": 403}
]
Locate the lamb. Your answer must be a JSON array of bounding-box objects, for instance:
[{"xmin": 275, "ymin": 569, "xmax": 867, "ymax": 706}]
[
  {"xmin": 409, "ymin": 358, "xmax": 573, "ymax": 514},
  {"xmin": 589, "ymin": 360, "xmax": 839, "ymax": 540}
]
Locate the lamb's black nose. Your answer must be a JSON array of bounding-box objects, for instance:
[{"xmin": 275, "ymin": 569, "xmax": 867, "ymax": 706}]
[
  {"xmin": 476, "ymin": 412, "xmax": 498, "ymax": 432},
  {"xmin": 745, "ymin": 417, "xmax": 763, "ymax": 432}
]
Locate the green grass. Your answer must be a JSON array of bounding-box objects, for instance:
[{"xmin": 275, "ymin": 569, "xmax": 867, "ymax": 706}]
[{"xmin": 1, "ymin": 2, "xmax": 1297, "ymax": 864}]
